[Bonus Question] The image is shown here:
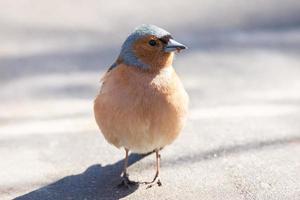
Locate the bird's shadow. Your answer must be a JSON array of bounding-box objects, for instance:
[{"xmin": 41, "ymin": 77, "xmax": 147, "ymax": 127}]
[
  {"xmin": 14, "ymin": 153, "xmax": 149, "ymax": 200},
  {"xmin": 13, "ymin": 135, "xmax": 300, "ymax": 200}
]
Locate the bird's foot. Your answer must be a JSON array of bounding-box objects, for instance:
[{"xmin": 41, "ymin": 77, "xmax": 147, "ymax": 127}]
[
  {"xmin": 145, "ymin": 177, "xmax": 162, "ymax": 189},
  {"xmin": 143, "ymin": 174, "xmax": 162, "ymax": 189},
  {"xmin": 118, "ymin": 173, "xmax": 138, "ymax": 189}
]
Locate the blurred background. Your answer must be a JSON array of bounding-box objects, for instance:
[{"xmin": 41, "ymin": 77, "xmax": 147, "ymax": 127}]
[{"xmin": 1, "ymin": 0, "xmax": 300, "ymax": 199}]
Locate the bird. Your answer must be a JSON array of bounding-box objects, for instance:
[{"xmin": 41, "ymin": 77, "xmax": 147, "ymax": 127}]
[{"xmin": 94, "ymin": 24, "xmax": 189, "ymax": 188}]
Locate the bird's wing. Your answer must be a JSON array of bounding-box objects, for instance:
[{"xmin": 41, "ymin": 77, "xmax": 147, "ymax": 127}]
[
  {"xmin": 107, "ymin": 56, "xmax": 123, "ymax": 72},
  {"xmin": 99, "ymin": 69, "xmax": 111, "ymax": 94},
  {"xmin": 99, "ymin": 59, "xmax": 122, "ymax": 94},
  {"xmin": 107, "ymin": 62, "xmax": 118, "ymax": 72}
]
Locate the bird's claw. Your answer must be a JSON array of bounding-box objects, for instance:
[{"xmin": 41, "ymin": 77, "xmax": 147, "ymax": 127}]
[
  {"xmin": 143, "ymin": 173, "xmax": 162, "ymax": 189},
  {"xmin": 145, "ymin": 178, "xmax": 162, "ymax": 189},
  {"xmin": 118, "ymin": 174, "xmax": 137, "ymax": 189}
]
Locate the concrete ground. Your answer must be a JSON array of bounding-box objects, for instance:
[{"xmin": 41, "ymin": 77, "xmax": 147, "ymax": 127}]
[{"xmin": 1, "ymin": 1, "xmax": 300, "ymax": 199}]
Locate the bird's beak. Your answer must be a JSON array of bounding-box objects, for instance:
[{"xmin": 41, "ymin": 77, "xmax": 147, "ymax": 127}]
[{"xmin": 164, "ymin": 39, "xmax": 187, "ymax": 53}]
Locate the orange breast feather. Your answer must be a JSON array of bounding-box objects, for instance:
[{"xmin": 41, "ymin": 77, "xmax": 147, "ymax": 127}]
[{"xmin": 94, "ymin": 64, "xmax": 188, "ymax": 153}]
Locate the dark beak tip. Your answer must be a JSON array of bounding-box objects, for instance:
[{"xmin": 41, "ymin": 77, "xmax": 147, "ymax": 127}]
[
  {"xmin": 164, "ymin": 39, "xmax": 188, "ymax": 52},
  {"xmin": 176, "ymin": 45, "xmax": 187, "ymax": 52},
  {"xmin": 182, "ymin": 45, "xmax": 188, "ymax": 50}
]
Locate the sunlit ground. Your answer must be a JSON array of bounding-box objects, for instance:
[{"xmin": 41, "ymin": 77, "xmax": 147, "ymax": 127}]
[{"xmin": 1, "ymin": 0, "xmax": 300, "ymax": 199}]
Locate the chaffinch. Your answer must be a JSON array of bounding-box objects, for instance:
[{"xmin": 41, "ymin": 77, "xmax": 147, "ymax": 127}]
[{"xmin": 94, "ymin": 24, "xmax": 188, "ymax": 188}]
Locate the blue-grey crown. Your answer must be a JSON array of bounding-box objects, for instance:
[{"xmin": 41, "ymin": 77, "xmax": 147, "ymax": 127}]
[{"xmin": 119, "ymin": 24, "xmax": 171, "ymax": 68}]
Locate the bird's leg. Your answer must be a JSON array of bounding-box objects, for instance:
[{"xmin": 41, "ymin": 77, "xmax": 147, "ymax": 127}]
[
  {"xmin": 118, "ymin": 148, "xmax": 137, "ymax": 188},
  {"xmin": 145, "ymin": 149, "xmax": 162, "ymax": 188},
  {"xmin": 123, "ymin": 148, "xmax": 129, "ymax": 178}
]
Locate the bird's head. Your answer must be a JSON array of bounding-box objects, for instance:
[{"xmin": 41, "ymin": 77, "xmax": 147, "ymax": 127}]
[{"xmin": 118, "ymin": 24, "xmax": 187, "ymax": 70}]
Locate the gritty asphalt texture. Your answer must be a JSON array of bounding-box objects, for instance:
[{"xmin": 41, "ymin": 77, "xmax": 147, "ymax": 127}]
[{"xmin": 1, "ymin": 1, "xmax": 300, "ymax": 199}]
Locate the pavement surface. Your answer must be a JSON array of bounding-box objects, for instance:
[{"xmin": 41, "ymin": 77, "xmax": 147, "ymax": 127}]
[{"xmin": 1, "ymin": 1, "xmax": 300, "ymax": 199}]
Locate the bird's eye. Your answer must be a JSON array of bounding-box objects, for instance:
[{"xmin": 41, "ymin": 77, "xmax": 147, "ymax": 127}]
[{"xmin": 148, "ymin": 40, "xmax": 157, "ymax": 46}]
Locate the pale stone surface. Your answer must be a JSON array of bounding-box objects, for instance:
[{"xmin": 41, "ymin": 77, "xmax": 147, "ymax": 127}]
[{"xmin": 1, "ymin": 1, "xmax": 300, "ymax": 199}]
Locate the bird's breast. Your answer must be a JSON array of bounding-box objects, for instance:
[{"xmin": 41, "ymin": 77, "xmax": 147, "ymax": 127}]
[{"xmin": 94, "ymin": 64, "xmax": 189, "ymax": 152}]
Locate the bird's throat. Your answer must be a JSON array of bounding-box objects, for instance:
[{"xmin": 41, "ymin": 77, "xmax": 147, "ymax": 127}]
[{"xmin": 140, "ymin": 52, "xmax": 174, "ymax": 72}]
